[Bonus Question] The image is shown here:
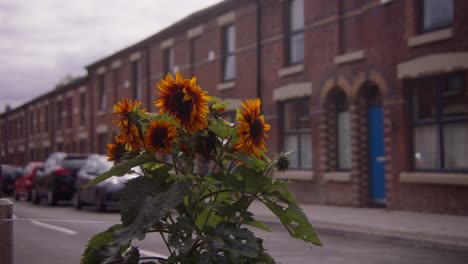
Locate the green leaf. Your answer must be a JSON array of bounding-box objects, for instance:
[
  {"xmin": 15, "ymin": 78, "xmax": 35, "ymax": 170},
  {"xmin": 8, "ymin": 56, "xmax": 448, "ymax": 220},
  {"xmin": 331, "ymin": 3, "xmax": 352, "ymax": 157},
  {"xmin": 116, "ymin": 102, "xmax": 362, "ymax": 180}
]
[
  {"xmin": 213, "ymin": 222, "xmax": 261, "ymax": 259},
  {"xmin": 212, "ymin": 101, "xmax": 229, "ymax": 110},
  {"xmin": 114, "ymin": 183, "xmax": 188, "ymax": 245},
  {"xmin": 260, "ymin": 197, "xmax": 322, "ymax": 246},
  {"xmin": 208, "ymin": 119, "xmax": 236, "ymax": 139},
  {"xmin": 195, "ymin": 207, "xmax": 223, "ymax": 230},
  {"xmin": 81, "ymin": 224, "xmax": 124, "ymax": 264},
  {"xmin": 234, "ymin": 165, "xmax": 268, "ymax": 194},
  {"xmin": 84, "ymin": 152, "xmax": 156, "ymax": 188},
  {"xmin": 244, "ymin": 219, "xmax": 271, "ymax": 232},
  {"xmin": 232, "ymin": 153, "xmax": 267, "ymax": 171}
]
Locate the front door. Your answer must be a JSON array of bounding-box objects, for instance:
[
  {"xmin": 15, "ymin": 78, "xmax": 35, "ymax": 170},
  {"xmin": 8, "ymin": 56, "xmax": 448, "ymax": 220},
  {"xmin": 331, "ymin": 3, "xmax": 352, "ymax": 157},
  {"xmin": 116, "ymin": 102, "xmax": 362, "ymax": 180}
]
[{"xmin": 368, "ymin": 107, "xmax": 386, "ymax": 205}]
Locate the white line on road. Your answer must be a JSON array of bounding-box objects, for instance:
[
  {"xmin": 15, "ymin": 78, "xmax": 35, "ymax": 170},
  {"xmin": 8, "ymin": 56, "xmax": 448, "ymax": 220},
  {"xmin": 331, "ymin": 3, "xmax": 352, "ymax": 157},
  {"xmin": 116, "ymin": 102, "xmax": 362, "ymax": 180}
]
[
  {"xmin": 139, "ymin": 249, "xmax": 168, "ymax": 259},
  {"xmin": 30, "ymin": 220, "xmax": 78, "ymax": 236}
]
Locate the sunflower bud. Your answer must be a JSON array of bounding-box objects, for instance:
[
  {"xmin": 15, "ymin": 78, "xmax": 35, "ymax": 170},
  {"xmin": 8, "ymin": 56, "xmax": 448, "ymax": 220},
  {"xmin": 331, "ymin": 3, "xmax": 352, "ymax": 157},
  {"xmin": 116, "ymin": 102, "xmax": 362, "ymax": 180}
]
[{"xmin": 274, "ymin": 151, "xmax": 290, "ymax": 172}]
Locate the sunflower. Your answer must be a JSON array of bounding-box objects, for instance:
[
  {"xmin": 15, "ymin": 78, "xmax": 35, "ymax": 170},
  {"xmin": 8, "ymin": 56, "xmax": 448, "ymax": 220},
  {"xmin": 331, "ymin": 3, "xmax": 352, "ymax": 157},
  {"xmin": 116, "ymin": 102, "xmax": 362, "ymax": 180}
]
[
  {"xmin": 113, "ymin": 98, "xmax": 145, "ymax": 151},
  {"xmin": 119, "ymin": 123, "xmax": 144, "ymax": 151},
  {"xmin": 144, "ymin": 120, "xmax": 178, "ymax": 154},
  {"xmin": 107, "ymin": 136, "xmax": 126, "ymax": 162},
  {"xmin": 236, "ymin": 98, "xmax": 271, "ymax": 157},
  {"xmin": 155, "ymin": 73, "xmax": 210, "ymax": 133}
]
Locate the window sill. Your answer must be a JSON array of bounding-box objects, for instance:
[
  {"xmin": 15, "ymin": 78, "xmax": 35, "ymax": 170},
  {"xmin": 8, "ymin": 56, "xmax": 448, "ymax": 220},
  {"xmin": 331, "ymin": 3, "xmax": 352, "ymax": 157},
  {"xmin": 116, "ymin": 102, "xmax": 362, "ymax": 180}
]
[
  {"xmin": 278, "ymin": 64, "xmax": 304, "ymax": 78},
  {"xmin": 97, "ymin": 110, "xmax": 106, "ymax": 116},
  {"xmin": 273, "ymin": 170, "xmax": 314, "ymax": 181},
  {"xmin": 399, "ymin": 172, "xmax": 468, "ymax": 186},
  {"xmin": 217, "ymin": 81, "xmax": 236, "ymax": 91},
  {"xmin": 334, "ymin": 50, "xmax": 366, "ymax": 65},
  {"xmin": 408, "ymin": 28, "xmax": 453, "ymax": 48},
  {"xmin": 324, "ymin": 171, "xmax": 352, "ymax": 182}
]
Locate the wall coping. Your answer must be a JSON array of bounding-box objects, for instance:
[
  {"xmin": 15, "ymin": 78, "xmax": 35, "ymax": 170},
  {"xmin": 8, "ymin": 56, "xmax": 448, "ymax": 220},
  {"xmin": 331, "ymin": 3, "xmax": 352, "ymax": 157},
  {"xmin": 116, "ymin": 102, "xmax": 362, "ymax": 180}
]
[
  {"xmin": 397, "ymin": 52, "xmax": 468, "ymax": 79},
  {"xmin": 273, "ymin": 82, "xmax": 312, "ymax": 102},
  {"xmin": 334, "ymin": 50, "xmax": 366, "ymax": 65},
  {"xmin": 278, "ymin": 63, "xmax": 304, "ymax": 78},
  {"xmin": 274, "ymin": 170, "xmax": 314, "ymax": 181},
  {"xmin": 324, "ymin": 171, "xmax": 352, "ymax": 182},
  {"xmin": 408, "ymin": 28, "xmax": 453, "ymax": 48},
  {"xmin": 217, "ymin": 81, "xmax": 236, "ymax": 91},
  {"xmin": 400, "ymin": 172, "xmax": 468, "ymax": 186}
]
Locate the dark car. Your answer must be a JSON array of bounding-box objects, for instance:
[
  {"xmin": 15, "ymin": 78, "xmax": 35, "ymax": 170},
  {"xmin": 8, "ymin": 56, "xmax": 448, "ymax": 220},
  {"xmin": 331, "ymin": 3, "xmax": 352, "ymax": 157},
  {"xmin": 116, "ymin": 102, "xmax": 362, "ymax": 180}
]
[
  {"xmin": 1, "ymin": 165, "xmax": 23, "ymax": 196},
  {"xmin": 32, "ymin": 152, "xmax": 88, "ymax": 206},
  {"xmin": 73, "ymin": 154, "xmax": 139, "ymax": 212},
  {"xmin": 14, "ymin": 162, "xmax": 44, "ymax": 201}
]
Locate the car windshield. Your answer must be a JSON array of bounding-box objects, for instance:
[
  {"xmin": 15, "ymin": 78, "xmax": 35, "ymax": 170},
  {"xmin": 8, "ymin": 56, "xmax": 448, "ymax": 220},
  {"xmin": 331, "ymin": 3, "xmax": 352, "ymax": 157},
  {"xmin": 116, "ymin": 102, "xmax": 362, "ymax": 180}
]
[
  {"xmin": 96, "ymin": 156, "xmax": 113, "ymax": 174},
  {"xmin": 62, "ymin": 158, "xmax": 87, "ymax": 170}
]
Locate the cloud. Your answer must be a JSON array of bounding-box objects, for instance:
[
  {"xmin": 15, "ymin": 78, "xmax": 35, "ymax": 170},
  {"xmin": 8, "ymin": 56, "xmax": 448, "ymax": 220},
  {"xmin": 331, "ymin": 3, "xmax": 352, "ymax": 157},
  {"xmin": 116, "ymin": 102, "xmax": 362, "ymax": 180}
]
[{"xmin": 0, "ymin": 0, "xmax": 221, "ymax": 112}]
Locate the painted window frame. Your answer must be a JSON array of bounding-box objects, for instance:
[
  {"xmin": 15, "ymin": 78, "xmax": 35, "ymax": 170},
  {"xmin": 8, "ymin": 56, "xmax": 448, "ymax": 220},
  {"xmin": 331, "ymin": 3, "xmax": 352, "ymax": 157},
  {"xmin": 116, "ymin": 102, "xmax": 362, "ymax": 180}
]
[
  {"xmin": 132, "ymin": 61, "xmax": 141, "ymax": 100},
  {"xmin": 280, "ymin": 97, "xmax": 313, "ymax": 170},
  {"xmin": 221, "ymin": 24, "xmax": 236, "ymax": 82},
  {"xmin": 285, "ymin": 0, "xmax": 305, "ymax": 66},
  {"xmin": 164, "ymin": 47, "xmax": 174, "ymax": 75},
  {"xmin": 408, "ymin": 72, "xmax": 468, "ymax": 172},
  {"xmin": 418, "ymin": 0, "xmax": 454, "ymax": 33}
]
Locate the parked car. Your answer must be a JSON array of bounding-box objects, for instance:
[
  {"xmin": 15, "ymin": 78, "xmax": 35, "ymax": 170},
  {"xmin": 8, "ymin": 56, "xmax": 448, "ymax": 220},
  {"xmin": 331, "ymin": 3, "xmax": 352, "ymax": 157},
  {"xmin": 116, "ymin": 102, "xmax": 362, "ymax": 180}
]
[
  {"xmin": 1, "ymin": 164, "xmax": 23, "ymax": 196},
  {"xmin": 14, "ymin": 162, "xmax": 44, "ymax": 201},
  {"xmin": 73, "ymin": 154, "xmax": 139, "ymax": 212},
  {"xmin": 32, "ymin": 152, "xmax": 88, "ymax": 206}
]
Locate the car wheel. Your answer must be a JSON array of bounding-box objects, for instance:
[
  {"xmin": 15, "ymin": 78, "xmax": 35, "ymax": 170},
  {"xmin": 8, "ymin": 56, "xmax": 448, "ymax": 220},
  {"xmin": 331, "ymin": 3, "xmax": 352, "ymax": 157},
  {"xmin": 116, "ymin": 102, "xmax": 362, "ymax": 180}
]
[
  {"xmin": 95, "ymin": 191, "xmax": 106, "ymax": 212},
  {"xmin": 27, "ymin": 191, "xmax": 32, "ymax": 201},
  {"xmin": 32, "ymin": 188, "xmax": 40, "ymax": 204},
  {"xmin": 14, "ymin": 190, "xmax": 20, "ymax": 201},
  {"xmin": 47, "ymin": 187, "xmax": 57, "ymax": 206},
  {"xmin": 73, "ymin": 191, "xmax": 82, "ymax": 210}
]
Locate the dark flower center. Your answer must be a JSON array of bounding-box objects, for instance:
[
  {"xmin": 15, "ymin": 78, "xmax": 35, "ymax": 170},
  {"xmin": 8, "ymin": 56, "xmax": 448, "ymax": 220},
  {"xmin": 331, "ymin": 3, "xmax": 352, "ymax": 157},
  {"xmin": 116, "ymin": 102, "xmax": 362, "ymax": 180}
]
[
  {"xmin": 151, "ymin": 127, "xmax": 168, "ymax": 148},
  {"xmin": 173, "ymin": 88, "xmax": 193, "ymax": 115},
  {"xmin": 250, "ymin": 118, "xmax": 263, "ymax": 141}
]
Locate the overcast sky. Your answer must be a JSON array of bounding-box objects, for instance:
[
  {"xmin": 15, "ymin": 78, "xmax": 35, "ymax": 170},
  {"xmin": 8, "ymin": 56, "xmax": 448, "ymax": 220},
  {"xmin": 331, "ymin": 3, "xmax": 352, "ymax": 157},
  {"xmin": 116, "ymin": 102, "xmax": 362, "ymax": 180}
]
[{"xmin": 0, "ymin": 0, "xmax": 221, "ymax": 113}]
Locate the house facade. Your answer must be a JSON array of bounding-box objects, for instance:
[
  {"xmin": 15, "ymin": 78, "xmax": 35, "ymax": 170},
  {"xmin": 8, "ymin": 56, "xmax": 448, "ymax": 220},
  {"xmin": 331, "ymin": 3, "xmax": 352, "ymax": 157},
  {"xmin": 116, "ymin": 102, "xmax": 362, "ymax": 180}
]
[{"xmin": 1, "ymin": 0, "xmax": 467, "ymax": 214}]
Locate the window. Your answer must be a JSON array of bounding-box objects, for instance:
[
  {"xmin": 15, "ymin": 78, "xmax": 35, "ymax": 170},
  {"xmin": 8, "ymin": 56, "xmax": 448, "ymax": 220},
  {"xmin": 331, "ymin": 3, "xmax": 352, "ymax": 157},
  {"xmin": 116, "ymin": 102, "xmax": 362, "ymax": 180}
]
[
  {"xmin": 99, "ymin": 74, "xmax": 106, "ymax": 111},
  {"xmin": 57, "ymin": 101, "xmax": 63, "ymax": 130},
  {"xmin": 335, "ymin": 91, "xmax": 352, "ymax": 170},
  {"xmin": 113, "ymin": 67, "xmax": 121, "ymax": 103},
  {"xmin": 287, "ymin": 0, "xmax": 304, "ymax": 65},
  {"xmin": 132, "ymin": 61, "xmax": 141, "ymax": 100},
  {"xmin": 97, "ymin": 133, "xmax": 108, "ymax": 155},
  {"xmin": 410, "ymin": 73, "xmax": 467, "ymax": 171},
  {"xmin": 222, "ymin": 24, "xmax": 236, "ymax": 81},
  {"xmin": 420, "ymin": 0, "xmax": 453, "ymax": 33},
  {"xmin": 80, "ymin": 93, "xmax": 85, "ymax": 126},
  {"xmin": 281, "ymin": 98, "xmax": 312, "ymax": 169},
  {"xmin": 79, "ymin": 139, "xmax": 87, "ymax": 153},
  {"xmin": 164, "ymin": 47, "xmax": 174, "ymax": 74},
  {"xmin": 44, "ymin": 105, "xmax": 49, "ymax": 132},
  {"xmin": 189, "ymin": 37, "xmax": 199, "ymax": 76},
  {"xmin": 67, "ymin": 97, "xmax": 73, "ymax": 128}
]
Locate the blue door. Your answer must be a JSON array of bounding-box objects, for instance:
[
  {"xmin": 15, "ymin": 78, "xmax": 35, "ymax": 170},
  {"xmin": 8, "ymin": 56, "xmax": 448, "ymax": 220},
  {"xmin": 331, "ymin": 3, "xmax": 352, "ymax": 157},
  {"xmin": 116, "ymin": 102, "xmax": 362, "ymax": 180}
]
[{"xmin": 368, "ymin": 107, "xmax": 386, "ymax": 204}]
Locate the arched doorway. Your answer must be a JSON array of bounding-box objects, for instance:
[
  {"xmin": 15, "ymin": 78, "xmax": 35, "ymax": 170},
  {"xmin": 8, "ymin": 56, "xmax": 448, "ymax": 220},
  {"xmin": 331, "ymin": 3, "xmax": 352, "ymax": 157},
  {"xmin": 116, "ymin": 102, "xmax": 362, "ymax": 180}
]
[{"xmin": 357, "ymin": 82, "xmax": 386, "ymax": 207}]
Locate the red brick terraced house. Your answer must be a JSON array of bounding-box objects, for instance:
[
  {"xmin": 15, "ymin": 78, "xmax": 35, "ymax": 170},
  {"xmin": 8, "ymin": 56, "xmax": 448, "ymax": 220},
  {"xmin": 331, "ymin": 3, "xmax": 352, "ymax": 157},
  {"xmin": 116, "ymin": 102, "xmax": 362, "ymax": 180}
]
[{"xmin": 1, "ymin": 0, "xmax": 467, "ymax": 215}]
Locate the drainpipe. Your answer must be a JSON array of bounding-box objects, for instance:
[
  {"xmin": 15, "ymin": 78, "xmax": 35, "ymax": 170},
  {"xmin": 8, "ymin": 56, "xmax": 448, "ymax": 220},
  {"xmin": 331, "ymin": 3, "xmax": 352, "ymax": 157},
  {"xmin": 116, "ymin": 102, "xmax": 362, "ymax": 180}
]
[{"xmin": 256, "ymin": 0, "xmax": 262, "ymax": 105}]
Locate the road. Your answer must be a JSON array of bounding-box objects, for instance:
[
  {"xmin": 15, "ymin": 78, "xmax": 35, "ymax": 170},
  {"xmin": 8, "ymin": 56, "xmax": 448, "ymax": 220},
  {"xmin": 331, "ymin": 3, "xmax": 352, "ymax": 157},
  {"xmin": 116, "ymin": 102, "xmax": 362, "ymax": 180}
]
[{"xmin": 10, "ymin": 199, "xmax": 468, "ymax": 264}]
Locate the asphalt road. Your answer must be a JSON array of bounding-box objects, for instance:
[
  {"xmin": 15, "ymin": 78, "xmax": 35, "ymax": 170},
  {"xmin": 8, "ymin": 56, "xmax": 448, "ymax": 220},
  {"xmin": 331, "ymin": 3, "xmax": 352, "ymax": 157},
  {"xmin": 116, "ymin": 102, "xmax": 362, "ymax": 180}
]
[{"xmin": 10, "ymin": 199, "xmax": 468, "ymax": 264}]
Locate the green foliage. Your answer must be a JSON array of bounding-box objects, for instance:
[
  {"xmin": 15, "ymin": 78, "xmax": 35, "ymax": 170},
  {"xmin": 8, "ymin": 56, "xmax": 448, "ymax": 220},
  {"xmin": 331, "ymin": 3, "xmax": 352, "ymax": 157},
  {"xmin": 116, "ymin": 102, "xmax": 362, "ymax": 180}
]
[{"xmin": 83, "ymin": 94, "xmax": 321, "ymax": 263}]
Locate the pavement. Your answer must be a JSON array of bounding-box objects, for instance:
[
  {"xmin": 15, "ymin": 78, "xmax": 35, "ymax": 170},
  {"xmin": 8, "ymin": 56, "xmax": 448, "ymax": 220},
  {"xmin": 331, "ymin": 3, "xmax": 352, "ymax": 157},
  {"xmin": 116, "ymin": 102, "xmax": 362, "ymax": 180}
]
[{"xmin": 249, "ymin": 201, "xmax": 468, "ymax": 252}]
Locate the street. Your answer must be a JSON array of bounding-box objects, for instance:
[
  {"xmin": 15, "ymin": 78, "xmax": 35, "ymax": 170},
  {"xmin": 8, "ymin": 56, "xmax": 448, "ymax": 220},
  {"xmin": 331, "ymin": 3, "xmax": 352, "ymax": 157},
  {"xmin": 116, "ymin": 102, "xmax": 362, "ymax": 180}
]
[{"xmin": 11, "ymin": 199, "xmax": 468, "ymax": 264}]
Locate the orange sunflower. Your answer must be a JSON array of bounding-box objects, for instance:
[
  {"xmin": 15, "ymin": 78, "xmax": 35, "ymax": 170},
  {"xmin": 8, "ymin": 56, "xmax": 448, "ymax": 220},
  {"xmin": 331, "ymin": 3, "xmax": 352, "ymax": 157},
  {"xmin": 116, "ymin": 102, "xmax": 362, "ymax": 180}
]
[
  {"xmin": 144, "ymin": 120, "xmax": 178, "ymax": 154},
  {"xmin": 236, "ymin": 98, "xmax": 270, "ymax": 157},
  {"xmin": 113, "ymin": 98, "xmax": 145, "ymax": 151},
  {"xmin": 155, "ymin": 73, "xmax": 210, "ymax": 133},
  {"xmin": 107, "ymin": 136, "xmax": 126, "ymax": 162}
]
